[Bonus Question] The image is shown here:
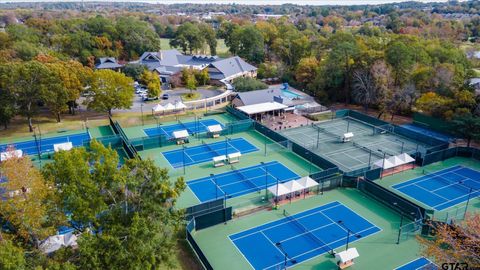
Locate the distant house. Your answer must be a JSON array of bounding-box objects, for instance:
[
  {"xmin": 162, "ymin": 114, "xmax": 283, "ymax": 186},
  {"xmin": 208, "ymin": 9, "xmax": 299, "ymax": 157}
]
[
  {"xmin": 232, "ymin": 88, "xmax": 292, "ymax": 107},
  {"xmin": 130, "ymin": 49, "xmax": 257, "ymax": 86},
  {"xmin": 208, "ymin": 56, "xmax": 257, "ymax": 85},
  {"xmin": 466, "ymin": 51, "xmax": 480, "ymax": 60},
  {"xmin": 95, "ymin": 57, "xmax": 123, "ymax": 71},
  {"xmin": 469, "ymin": 78, "xmax": 480, "ymax": 94}
]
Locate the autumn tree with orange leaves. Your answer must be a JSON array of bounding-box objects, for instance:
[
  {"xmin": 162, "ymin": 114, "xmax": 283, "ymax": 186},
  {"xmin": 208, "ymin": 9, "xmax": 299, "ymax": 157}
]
[{"xmin": 418, "ymin": 213, "xmax": 480, "ymax": 268}]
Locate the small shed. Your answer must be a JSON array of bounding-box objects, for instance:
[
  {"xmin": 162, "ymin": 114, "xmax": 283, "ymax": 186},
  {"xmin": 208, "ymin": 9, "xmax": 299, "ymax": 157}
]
[
  {"xmin": 212, "ymin": 155, "xmax": 227, "ymax": 167},
  {"xmin": 54, "ymin": 142, "xmax": 73, "ymax": 152},
  {"xmin": 172, "ymin": 130, "xmax": 189, "ymax": 145},
  {"xmin": 207, "ymin": 124, "xmax": 223, "ymax": 138},
  {"xmin": 227, "ymin": 152, "xmax": 241, "ymax": 164},
  {"xmin": 342, "ymin": 132, "xmax": 354, "ymax": 143},
  {"xmin": 335, "ymin": 248, "xmax": 359, "ymax": 269}
]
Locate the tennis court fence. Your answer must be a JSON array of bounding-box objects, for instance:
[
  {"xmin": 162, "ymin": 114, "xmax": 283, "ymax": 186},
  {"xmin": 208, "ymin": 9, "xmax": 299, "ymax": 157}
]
[
  {"xmin": 335, "ymin": 109, "xmax": 448, "ymax": 153},
  {"xmin": 357, "ymin": 178, "xmax": 426, "ymax": 222},
  {"xmin": 186, "ymin": 218, "xmax": 214, "ymax": 270}
]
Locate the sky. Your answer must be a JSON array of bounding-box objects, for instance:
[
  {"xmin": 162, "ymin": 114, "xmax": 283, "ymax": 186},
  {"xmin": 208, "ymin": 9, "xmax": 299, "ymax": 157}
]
[{"xmin": 0, "ymin": 0, "xmax": 453, "ymax": 5}]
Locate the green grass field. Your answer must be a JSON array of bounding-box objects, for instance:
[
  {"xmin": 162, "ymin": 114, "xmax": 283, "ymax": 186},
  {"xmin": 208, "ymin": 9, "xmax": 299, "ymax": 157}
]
[{"xmin": 160, "ymin": 38, "xmax": 230, "ymax": 56}]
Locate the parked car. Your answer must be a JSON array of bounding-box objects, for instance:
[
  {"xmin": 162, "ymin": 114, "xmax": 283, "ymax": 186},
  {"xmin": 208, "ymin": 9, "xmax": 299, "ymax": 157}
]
[
  {"xmin": 162, "ymin": 93, "xmax": 169, "ymax": 100},
  {"xmin": 143, "ymin": 96, "xmax": 159, "ymax": 101}
]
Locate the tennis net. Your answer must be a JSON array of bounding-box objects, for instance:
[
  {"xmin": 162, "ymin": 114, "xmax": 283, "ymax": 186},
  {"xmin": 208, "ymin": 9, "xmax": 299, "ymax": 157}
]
[
  {"xmin": 312, "ymin": 124, "xmax": 341, "ymax": 140},
  {"xmin": 352, "ymin": 142, "xmax": 384, "ymax": 158},
  {"xmin": 231, "ymin": 165, "xmax": 259, "ymax": 191},
  {"xmin": 283, "ymin": 209, "xmax": 334, "ymax": 255},
  {"xmin": 178, "ymin": 119, "xmax": 189, "ymax": 132},
  {"xmin": 202, "ymin": 140, "xmax": 221, "ymax": 156},
  {"xmin": 423, "ymin": 169, "xmax": 480, "ymax": 191}
]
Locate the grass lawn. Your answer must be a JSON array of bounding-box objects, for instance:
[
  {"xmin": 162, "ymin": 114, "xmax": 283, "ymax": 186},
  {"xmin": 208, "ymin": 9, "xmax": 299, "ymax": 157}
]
[
  {"xmin": 160, "ymin": 38, "xmax": 229, "ymax": 56},
  {"xmin": 473, "ymin": 68, "xmax": 480, "ymax": 77},
  {"xmin": 0, "ymin": 112, "xmax": 109, "ymax": 143},
  {"xmin": 306, "ymin": 111, "xmax": 334, "ymax": 122},
  {"xmin": 181, "ymin": 92, "xmax": 201, "ymax": 101}
]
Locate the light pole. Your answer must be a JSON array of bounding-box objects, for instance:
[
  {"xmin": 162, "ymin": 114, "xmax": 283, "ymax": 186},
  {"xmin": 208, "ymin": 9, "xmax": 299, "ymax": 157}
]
[
  {"xmin": 337, "ymin": 220, "xmax": 361, "ymax": 250},
  {"xmin": 275, "ymin": 242, "xmax": 296, "ymax": 269},
  {"xmin": 261, "ymin": 162, "xmax": 268, "ymax": 201}
]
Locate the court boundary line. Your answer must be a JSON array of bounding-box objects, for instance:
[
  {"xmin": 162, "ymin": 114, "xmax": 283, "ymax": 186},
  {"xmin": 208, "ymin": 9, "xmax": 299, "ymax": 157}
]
[
  {"xmin": 223, "ymin": 200, "xmax": 384, "ymax": 270},
  {"xmin": 229, "ymin": 202, "xmax": 343, "ymax": 242},
  {"xmin": 187, "ymin": 161, "xmax": 279, "ymax": 185},
  {"xmin": 392, "ymin": 165, "xmax": 480, "ymax": 211},
  {"xmin": 394, "ymin": 256, "xmax": 435, "ymax": 270},
  {"xmin": 227, "ymin": 237, "xmax": 257, "ymax": 270},
  {"xmin": 263, "ymin": 224, "xmax": 382, "ymax": 270},
  {"xmin": 143, "ymin": 119, "xmax": 224, "ymax": 138}
]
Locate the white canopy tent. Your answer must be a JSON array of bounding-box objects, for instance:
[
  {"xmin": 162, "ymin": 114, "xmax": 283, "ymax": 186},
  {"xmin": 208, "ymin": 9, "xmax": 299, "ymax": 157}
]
[
  {"xmin": 164, "ymin": 103, "xmax": 176, "ymax": 111},
  {"xmin": 174, "ymin": 101, "xmax": 187, "ymax": 110},
  {"xmin": 373, "ymin": 153, "xmax": 415, "ymax": 170},
  {"xmin": 387, "ymin": 155, "xmax": 404, "ymax": 167},
  {"xmin": 0, "ymin": 149, "xmax": 23, "ymax": 162},
  {"xmin": 152, "ymin": 104, "xmax": 165, "ymax": 112},
  {"xmin": 296, "ymin": 176, "xmax": 319, "ymax": 189},
  {"xmin": 399, "ymin": 153, "xmax": 415, "ymax": 163},
  {"xmin": 267, "ymin": 183, "xmax": 290, "ymax": 197},
  {"xmin": 282, "ymin": 180, "xmax": 304, "ymax": 193},
  {"xmin": 54, "ymin": 142, "xmax": 73, "ymax": 152},
  {"xmin": 373, "ymin": 158, "xmax": 396, "ymax": 169}
]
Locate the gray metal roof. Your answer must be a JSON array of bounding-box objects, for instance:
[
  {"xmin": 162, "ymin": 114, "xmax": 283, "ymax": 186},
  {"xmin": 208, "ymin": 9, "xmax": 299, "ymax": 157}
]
[
  {"xmin": 236, "ymin": 88, "xmax": 283, "ymax": 106},
  {"xmin": 131, "ymin": 50, "xmax": 256, "ymax": 79},
  {"xmin": 95, "ymin": 57, "xmax": 123, "ymax": 69},
  {"xmin": 208, "ymin": 56, "xmax": 257, "ymax": 79}
]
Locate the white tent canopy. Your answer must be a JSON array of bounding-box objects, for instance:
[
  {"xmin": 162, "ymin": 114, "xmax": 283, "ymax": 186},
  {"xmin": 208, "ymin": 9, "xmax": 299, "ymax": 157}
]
[
  {"xmin": 282, "ymin": 180, "xmax": 304, "ymax": 193},
  {"xmin": 0, "ymin": 149, "xmax": 23, "ymax": 161},
  {"xmin": 152, "ymin": 104, "xmax": 165, "ymax": 112},
  {"xmin": 172, "ymin": 130, "xmax": 189, "ymax": 139},
  {"xmin": 164, "ymin": 103, "xmax": 176, "ymax": 110},
  {"xmin": 54, "ymin": 142, "xmax": 73, "ymax": 152},
  {"xmin": 373, "ymin": 153, "xmax": 415, "ymax": 169},
  {"xmin": 267, "ymin": 183, "xmax": 290, "ymax": 197},
  {"xmin": 174, "ymin": 101, "xmax": 187, "ymax": 109},
  {"xmin": 399, "ymin": 153, "xmax": 415, "ymax": 163},
  {"xmin": 207, "ymin": 124, "xmax": 223, "ymax": 133},
  {"xmin": 373, "ymin": 158, "xmax": 396, "ymax": 169},
  {"xmin": 296, "ymin": 176, "xmax": 319, "ymax": 189},
  {"xmin": 237, "ymin": 102, "xmax": 288, "ymax": 115}
]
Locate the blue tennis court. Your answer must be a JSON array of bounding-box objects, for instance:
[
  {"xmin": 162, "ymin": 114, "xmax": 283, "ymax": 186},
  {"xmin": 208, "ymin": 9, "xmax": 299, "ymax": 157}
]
[
  {"xmin": 230, "ymin": 201, "xmax": 381, "ymax": 270},
  {"xmin": 144, "ymin": 119, "xmax": 223, "ymax": 138},
  {"xmin": 162, "ymin": 138, "xmax": 258, "ymax": 168},
  {"xmin": 392, "ymin": 166, "xmax": 480, "ymax": 211},
  {"xmin": 188, "ymin": 161, "xmax": 300, "ymax": 202},
  {"xmin": 395, "ymin": 257, "xmax": 437, "ymax": 270},
  {"xmin": 0, "ymin": 132, "xmax": 91, "ymax": 156}
]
